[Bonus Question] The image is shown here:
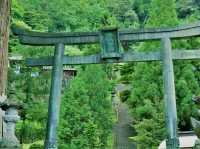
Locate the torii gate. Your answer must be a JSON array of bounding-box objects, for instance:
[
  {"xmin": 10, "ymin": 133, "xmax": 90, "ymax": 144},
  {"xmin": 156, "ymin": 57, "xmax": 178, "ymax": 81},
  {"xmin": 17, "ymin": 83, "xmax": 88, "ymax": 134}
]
[{"xmin": 12, "ymin": 22, "xmax": 200, "ymax": 149}]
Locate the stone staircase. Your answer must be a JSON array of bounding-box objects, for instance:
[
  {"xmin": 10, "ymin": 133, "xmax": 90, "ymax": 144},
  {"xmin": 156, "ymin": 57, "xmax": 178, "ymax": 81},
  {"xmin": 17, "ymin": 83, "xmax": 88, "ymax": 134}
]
[{"xmin": 113, "ymin": 84, "xmax": 135, "ymax": 149}]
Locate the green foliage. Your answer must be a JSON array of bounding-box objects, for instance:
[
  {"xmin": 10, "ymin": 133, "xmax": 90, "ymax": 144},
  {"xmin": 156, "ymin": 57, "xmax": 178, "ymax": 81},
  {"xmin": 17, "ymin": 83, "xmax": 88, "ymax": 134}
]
[
  {"xmin": 119, "ymin": 90, "xmax": 131, "ymax": 102},
  {"xmin": 59, "ymin": 65, "xmax": 113, "ymax": 148},
  {"xmin": 108, "ymin": 0, "xmax": 139, "ymax": 28},
  {"xmin": 147, "ymin": 0, "xmax": 178, "ymax": 28},
  {"xmin": 8, "ymin": 66, "xmax": 50, "ymax": 144},
  {"xmin": 177, "ymin": 0, "xmax": 197, "ymax": 19},
  {"xmin": 29, "ymin": 143, "xmax": 43, "ymax": 149},
  {"xmin": 133, "ymin": 0, "xmax": 151, "ymax": 25},
  {"xmin": 11, "ymin": 0, "xmax": 24, "ymax": 20},
  {"xmin": 119, "ymin": 63, "xmax": 135, "ymax": 84}
]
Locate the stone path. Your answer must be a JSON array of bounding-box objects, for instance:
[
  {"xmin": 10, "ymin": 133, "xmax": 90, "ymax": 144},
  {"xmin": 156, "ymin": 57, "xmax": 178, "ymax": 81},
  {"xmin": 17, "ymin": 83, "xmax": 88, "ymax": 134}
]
[{"xmin": 113, "ymin": 84, "xmax": 135, "ymax": 149}]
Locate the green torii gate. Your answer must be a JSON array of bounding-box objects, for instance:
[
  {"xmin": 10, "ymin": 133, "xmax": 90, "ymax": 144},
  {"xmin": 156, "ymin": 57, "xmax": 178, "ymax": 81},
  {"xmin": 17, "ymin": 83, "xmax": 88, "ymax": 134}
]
[{"xmin": 12, "ymin": 22, "xmax": 200, "ymax": 149}]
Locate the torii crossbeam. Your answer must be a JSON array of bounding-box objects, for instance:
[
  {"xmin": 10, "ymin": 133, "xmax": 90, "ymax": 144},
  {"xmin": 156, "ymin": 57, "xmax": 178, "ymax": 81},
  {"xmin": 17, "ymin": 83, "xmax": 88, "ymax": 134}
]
[{"xmin": 12, "ymin": 22, "xmax": 200, "ymax": 149}]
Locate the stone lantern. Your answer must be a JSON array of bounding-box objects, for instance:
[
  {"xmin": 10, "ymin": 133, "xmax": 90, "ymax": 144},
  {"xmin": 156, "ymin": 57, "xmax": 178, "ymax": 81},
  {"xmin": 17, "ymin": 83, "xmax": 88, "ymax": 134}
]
[{"xmin": 0, "ymin": 100, "xmax": 21, "ymax": 149}]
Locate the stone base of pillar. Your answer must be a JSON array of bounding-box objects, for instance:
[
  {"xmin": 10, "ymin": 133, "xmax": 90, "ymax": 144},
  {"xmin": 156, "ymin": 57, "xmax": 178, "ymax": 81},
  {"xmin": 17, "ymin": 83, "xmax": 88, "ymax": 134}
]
[
  {"xmin": 0, "ymin": 139, "xmax": 21, "ymax": 149},
  {"xmin": 166, "ymin": 138, "xmax": 180, "ymax": 149}
]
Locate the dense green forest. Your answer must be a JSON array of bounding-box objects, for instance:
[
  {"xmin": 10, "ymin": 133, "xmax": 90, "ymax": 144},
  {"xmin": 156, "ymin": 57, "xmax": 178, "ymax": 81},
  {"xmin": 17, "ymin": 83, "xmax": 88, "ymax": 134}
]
[{"xmin": 8, "ymin": 0, "xmax": 200, "ymax": 148}]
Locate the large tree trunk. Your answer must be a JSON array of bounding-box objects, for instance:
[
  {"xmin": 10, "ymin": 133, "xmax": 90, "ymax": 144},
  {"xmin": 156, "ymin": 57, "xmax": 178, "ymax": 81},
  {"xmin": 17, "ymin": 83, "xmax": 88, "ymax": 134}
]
[{"xmin": 0, "ymin": 0, "xmax": 11, "ymax": 138}]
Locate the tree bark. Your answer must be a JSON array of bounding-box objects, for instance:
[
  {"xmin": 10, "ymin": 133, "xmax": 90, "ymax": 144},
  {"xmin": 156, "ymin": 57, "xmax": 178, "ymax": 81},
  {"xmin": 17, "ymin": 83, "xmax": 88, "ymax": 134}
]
[
  {"xmin": 0, "ymin": 0, "xmax": 11, "ymax": 138},
  {"xmin": 0, "ymin": 0, "xmax": 10, "ymax": 96}
]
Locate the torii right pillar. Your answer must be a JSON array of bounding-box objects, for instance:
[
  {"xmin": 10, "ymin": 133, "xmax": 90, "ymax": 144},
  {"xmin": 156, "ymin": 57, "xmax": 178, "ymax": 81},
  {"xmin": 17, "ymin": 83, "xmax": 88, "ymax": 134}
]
[{"xmin": 162, "ymin": 37, "xmax": 179, "ymax": 149}]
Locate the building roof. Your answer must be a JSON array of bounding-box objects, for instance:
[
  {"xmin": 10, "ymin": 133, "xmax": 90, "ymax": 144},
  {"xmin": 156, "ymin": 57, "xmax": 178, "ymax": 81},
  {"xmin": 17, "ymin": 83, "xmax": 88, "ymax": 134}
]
[
  {"xmin": 158, "ymin": 132, "xmax": 198, "ymax": 148},
  {"xmin": 43, "ymin": 66, "xmax": 77, "ymax": 71},
  {"xmin": 9, "ymin": 55, "xmax": 23, "ymax": 61}
]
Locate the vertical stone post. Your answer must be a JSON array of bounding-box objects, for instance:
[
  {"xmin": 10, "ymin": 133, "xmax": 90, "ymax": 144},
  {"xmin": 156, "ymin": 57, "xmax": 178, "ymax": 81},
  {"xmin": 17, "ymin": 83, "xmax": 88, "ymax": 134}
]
[
  {"xmin": 45, "ymin": 43, "xmax": 64, "ymax": 149},
  {"xmin": 162, "ymin": 38, "xmax": 179, "ymax": 149}
]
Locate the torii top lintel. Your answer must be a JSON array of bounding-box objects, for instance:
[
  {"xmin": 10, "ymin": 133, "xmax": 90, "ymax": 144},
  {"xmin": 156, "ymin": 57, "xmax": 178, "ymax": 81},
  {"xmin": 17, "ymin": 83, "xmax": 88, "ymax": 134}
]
[{"xmin": 12, "ymin": 22, "xmax": 200, "ymax": 46}]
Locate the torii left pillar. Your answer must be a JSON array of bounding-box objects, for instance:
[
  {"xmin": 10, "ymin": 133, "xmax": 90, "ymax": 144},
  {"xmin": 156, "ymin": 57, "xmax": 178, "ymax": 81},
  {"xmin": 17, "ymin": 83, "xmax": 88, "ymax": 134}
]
[{"xmin": 44, "ymin": 43, "xmax": 64, "ymax": 149}]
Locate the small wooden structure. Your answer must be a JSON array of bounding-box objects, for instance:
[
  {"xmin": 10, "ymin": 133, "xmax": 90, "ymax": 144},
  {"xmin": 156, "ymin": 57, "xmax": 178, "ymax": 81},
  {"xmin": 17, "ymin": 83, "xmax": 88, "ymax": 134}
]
[
  {"xmin": 43, "ymin": 66, "xmax": 77, "ymax": 87},
  {"xmin": 63, "ymin": 67, "xmax": 77, "ymax": 80}
]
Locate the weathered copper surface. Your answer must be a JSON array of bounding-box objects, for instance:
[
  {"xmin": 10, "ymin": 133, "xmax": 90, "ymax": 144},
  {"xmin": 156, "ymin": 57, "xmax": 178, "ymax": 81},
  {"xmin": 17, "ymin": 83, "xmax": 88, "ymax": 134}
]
[
  {"xmin": 12, "ymin": 22, "xmax": 200, "ymax": 149},
  {"xmin": 12, "ymin": 22, "xmax": 200, "ymax": 45}
]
